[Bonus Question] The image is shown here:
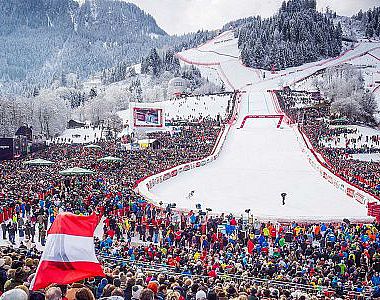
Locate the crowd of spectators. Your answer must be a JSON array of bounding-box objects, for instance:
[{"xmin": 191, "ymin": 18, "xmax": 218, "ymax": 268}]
[
  {"xmin": 2, "ymin": 197, "xmax": 380, "ymax": 299},
  {"xmin": 97, "ymin": 211, "xmax": 380, "ymax": 294},
  {"xmin": 2, "ymin": 91, "xmax": 380, "ymax": 299},
  {"xmin": 275, "ymin": 90, "xmax": 321, "ymax": 109}
]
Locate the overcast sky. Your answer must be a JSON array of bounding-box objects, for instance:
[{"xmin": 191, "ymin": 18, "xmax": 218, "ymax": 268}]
[{"xmin": 125, "ymin": 0, "xmax": 379, "ymax": 35}]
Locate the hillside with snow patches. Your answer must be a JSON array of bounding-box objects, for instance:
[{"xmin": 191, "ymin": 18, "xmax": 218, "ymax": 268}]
[{"xmin": 0, "ymin": 0, "xmax": 166, "ymax": 87}]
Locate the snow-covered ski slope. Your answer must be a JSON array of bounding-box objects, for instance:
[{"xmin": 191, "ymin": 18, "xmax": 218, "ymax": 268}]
[
  {"xmin": 149, "ymin": 31, "xmax": 380, "ymax": 220},
  {"xmin": 178, "ymin": 31, "xmax": 380, "ymax": 91}
]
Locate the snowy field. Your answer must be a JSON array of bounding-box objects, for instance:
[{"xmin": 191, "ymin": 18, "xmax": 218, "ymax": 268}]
[
  {"xmin": 49, "ymin": 126, "xmax": 103, "ymax": 144},
  {"xmin": 320, "ymin": 124, "xmax": 380, "ymax": 163},
  {"xmin": 322, "ymin": 125, "xmax": 380, "ymax": 149},
  {"xmin": 162, "ymin": 94, "xmax": 229, "ymax": 120},
  {"xmin": 148, "ymin": 32, "xmax": 380, "ymax": 220},
  {"xmin": 118, "ymin": 94, "xmax": 230, "ymax": 126}
]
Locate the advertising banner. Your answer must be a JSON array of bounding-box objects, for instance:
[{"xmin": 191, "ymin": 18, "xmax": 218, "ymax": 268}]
[
  {"xmin": 354, "ymin": 193, "xmax": 365, "ymax": 204},
  {"xmin": 346, "ymin": 188, "xmax": 355, "ymax": 198}
]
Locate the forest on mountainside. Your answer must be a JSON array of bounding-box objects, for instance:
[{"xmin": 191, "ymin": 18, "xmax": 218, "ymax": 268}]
[{"xmin": 238, "ymin": 0, "xmax": 342, "ymax": 70}]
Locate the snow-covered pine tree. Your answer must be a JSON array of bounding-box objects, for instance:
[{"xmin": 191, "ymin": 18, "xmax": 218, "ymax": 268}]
[
  {"xmin": 141, "ymin": 48, "xmax": 162, "ymax": 77},
  {"xmin": 163, "ymin": 49, "xmax": 180, "ymax": 75}
]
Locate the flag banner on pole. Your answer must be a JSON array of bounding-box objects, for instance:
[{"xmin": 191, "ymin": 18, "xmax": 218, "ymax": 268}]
[{"xmin": 32, "ymin": 212, "xmax": 105, "ymax": 291}]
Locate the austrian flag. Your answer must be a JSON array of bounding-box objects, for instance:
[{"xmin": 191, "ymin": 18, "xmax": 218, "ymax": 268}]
[{"xmin": 32, "ymin": 212, "xmax": 105, "ymax": 291}]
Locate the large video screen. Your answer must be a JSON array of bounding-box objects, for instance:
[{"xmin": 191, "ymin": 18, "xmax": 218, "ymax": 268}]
[
  {"xmin": 0, "ymin": 138, "xmax": 14, "ymax": 160},
  {"xmin": 133, "ymin": 108, "xmax": 163, "ymax": 128}
]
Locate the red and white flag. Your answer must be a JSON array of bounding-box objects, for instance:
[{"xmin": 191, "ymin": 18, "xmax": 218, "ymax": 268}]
[{"xmin": 32, "ymin": 212, "xmax": 105, "ymax": 291}]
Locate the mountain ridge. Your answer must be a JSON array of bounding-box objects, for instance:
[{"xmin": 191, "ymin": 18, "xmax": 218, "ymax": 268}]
[{"xmin": 0, "ymin": 0, "xmax": 167, "ymax": 87}]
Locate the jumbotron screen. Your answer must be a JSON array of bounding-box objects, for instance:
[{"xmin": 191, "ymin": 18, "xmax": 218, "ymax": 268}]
[{"xmin": 133, "ymin": 107, "xmax": 163, "ymax": 128}]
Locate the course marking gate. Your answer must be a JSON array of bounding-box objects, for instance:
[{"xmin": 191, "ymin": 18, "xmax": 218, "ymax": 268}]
[{"xmin": 239, "ymin": 114, "xmax": 284, "ymax": 129}]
